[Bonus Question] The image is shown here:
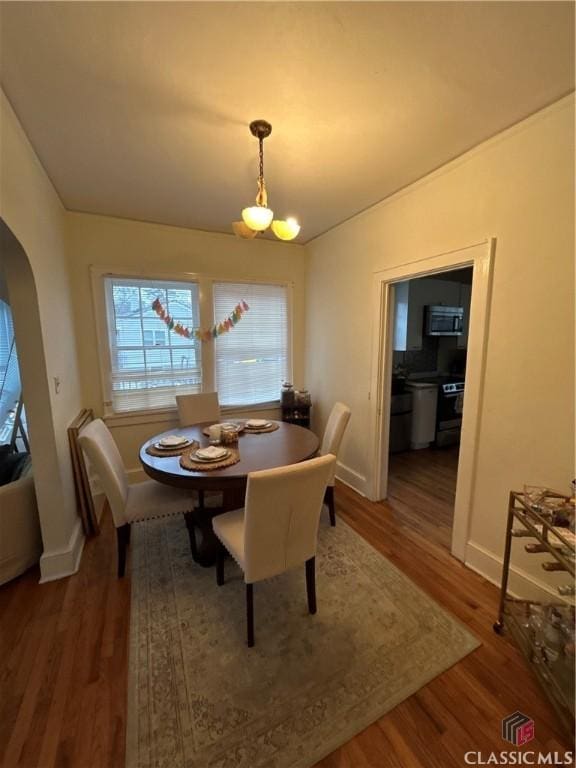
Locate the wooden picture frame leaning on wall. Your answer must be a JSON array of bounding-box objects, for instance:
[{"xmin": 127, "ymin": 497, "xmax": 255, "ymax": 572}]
[{"xmin": 68, "ymin": 408, "xmax": 102, "ymax": 536}]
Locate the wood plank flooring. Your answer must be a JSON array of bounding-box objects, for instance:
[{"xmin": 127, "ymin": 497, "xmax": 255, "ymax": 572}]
[{"xmin": 1, "ymin": 448, "xmax": 573, "ymax": 767}]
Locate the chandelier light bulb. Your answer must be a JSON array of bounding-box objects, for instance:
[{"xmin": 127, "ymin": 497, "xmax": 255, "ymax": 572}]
[
  {"xmin": 242, "ymin": 206, "xmax": 274, "ymax": 232},
  {"xmin": 232, "ymin": 221, "xmax": 259, "ymax": 239},
  {"xmin": 271, "ymin": 217, "xmax": 301, "ymax": 241}
]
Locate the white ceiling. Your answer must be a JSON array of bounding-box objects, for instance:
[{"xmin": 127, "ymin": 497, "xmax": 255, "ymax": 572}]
[{"xmin": 0, "ymin": 2, "xmax": 573, "ymax": 243}]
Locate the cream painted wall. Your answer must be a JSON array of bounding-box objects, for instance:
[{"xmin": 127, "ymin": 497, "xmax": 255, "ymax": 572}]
[
  {"xmin": 0, "ymin": 90, "xmax": 83, "ymax": 579},
  {"xmin": 305, "ymin": 96, "xmax": 575, "ymax": 592},
  {"xmin": 66, "ymin": 212, "xmax": 308, "ymax": 474}
]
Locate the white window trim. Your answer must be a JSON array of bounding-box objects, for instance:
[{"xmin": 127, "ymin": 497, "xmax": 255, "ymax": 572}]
[{"xmin": 90, "ymin": 265, "xmax": 294, "ymax": 420}]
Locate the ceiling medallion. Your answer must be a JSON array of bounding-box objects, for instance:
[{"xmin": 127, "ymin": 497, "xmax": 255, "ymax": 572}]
[{"xmin": 232, "ymin": 119, "xmax": 301, "ymax": 242}]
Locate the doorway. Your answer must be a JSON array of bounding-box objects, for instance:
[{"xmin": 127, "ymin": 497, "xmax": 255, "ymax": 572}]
[
  {"xmin": 388, "ymin": 267, "xmax": 472, "ymax": 551},
  {"xmin": 367, "ymin": 240, "xmax": 495, "ymax": 561}
]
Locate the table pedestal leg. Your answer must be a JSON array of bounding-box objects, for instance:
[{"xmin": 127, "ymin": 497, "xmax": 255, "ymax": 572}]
[{"xmin": 186, "ymin": 486, "xmax": 246, "ymax": 567}]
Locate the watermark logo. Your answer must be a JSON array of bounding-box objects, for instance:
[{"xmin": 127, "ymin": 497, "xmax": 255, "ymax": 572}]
[{"xmin": 501, "ymin": 711, "xmax": 535, "ymax": 747}]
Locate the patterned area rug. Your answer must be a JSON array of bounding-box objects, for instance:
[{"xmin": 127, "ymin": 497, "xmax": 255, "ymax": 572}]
[{"xmin": 126, "ymin": 516, "xmax": 480, "ymax": 768}]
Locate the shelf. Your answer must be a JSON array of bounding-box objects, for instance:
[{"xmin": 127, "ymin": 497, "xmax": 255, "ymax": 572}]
[
  {"xmin": 281, "ymin": 404, "xmax": 311, "ymax": 429},
  {"xmin": 495, "ymin": 490, "xmax": 575, "ymax": 738},
  {"xmin": 504, "ymin": 600, "xmax": 574, "ymax": 733}
]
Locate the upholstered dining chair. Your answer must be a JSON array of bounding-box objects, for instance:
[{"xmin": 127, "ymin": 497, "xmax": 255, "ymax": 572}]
[
  {"xmin": 176, "ymin": 392, "xmax": 220, "ymax": 428},
  {"xmin": 319, "ymin": 402, "xmax": 351, "ymax": 526},
  {"xmin": 176, "ymin": 391, "xmax": 222, "ymax": 517},
  {"xmin": 212, "ymin": 453, "xmax": 335, "ymax": 647},
  {"xmin": 78, "ymin": 419, "xmax": 192, "ymax": 577}
]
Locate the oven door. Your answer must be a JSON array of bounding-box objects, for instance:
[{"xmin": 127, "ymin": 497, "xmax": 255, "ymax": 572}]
[
  {"xmin": 437, "ymin": 391, "xmax": 464, "ymax": 422},
  {"xmin": 436, "ymin": 390, "xmax": 464, "ymax": 446}
]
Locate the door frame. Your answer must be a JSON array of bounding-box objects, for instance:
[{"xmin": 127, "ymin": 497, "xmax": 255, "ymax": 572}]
[{"xmin": 367, "ymin": 238, "xmax": 495, "ymax": 561}]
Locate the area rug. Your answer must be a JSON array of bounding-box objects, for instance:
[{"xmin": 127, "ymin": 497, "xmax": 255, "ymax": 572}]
[{"xmin": 126, "ymin": 516, "xmax": 480, "ymax": 768}]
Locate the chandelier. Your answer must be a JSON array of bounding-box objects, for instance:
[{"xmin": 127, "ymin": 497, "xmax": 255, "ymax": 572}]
[{"xmin": 232, "ymin": 120, "xmax": 301, "ymax": 241}]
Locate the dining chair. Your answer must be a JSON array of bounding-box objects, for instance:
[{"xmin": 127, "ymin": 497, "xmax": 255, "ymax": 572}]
[
  {"xmin": 176, "ymin": 392, "xmax": 220, "ymax": 427},
  {"xmin": 212, "ymin": 453, "xmax": 335, "ymax": 647},
  {"xmin": 78, "ymin": 419, "xmax": 193, "ymax": 577},
  {"xmin": 319, "ymin": 402, "xmax": 351, "ymax": 526},
  {"xmin": 175, "ymin": 391, "xmax": 222, "ymax": 524}
]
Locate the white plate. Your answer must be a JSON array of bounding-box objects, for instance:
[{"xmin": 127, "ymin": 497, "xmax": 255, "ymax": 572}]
[
  {"xmin": 193, "ymin": 448, "xmax": 230, "ymax": 463},
  {"xmin": 155, "ymin": 439, "xmax": 191, "ymax": 450},
  {"xmin": 159, "ymin": 435, "xmax": 189, "ymax": 447},
  {"xmin": 196, "ymin": 446, "xmax": 228, "ymax": 460},
  {"xmin": 208, "ymin": 421, "xmax": 245, "ymax": 433},
  {"xmin": 246, "ymin": 419, "xmax": 271, "ymax": 428}
]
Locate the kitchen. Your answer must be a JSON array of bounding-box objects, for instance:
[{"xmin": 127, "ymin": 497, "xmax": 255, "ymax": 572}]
[{"xmin": 388, "ymin": 267, "xmax": 473, "ymax": 548}]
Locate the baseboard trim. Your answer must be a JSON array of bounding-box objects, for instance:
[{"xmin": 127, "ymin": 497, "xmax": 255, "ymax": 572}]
[
  {"xmin": 39, "ymin": 518, "xmax": 85, "ymax": 583},
  {"xmin": 465, "ymin": 540, "xmax": 563, "ymax": 602},
  {"xmin": 336, "ymin": 462, "xmax": 367, "ymax": 497}
]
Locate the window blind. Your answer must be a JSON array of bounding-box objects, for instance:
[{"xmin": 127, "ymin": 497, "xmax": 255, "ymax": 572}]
[
  {"xmin": 213, "ymin": 282, "xmax": 289, "ymax": 407},
  {"xmin": 0, "ymin": 300, "xmax": 21, "ymax": 438},
  {"xmin": 104, "ymin": 277, "xmax": 202, "ymax": 413}
]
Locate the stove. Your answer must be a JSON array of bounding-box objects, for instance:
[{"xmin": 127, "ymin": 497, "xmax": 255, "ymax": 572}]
[{"xmin": 436, "ymin": 379, "xmax": 465, "ymax": 447}]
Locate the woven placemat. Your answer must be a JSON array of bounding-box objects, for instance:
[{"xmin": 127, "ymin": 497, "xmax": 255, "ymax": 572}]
[
  {"xmin": 243, "ymin": 421, "xmax": 280, "ymax": 434},
  {"xmin": 146, "ymin": 439, "xmax": 199, "ymax": 458},
  {"xmin": 180, "ymin": 447, "xmax": 240, "ymax": 472}
]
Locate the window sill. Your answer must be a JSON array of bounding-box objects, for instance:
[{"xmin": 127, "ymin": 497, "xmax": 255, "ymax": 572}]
[{"xmin": 104, "ymin": 402, "xmax": 281, "ymax": 428}]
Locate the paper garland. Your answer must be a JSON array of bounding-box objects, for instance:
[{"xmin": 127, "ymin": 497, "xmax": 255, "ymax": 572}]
[{"xmin": 152, "ymin": 298, "xmax": 249, "ymax": 342}]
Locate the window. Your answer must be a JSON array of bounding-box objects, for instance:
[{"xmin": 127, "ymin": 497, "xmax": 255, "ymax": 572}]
[
  {"xmin": 214, "ymin": 282, "xmax": 288, "ymax": 407},
  {"xmin": 99, "ymin": 274, "xmax": 291, "ymax": 414},
  {"xmin": 0, "ymin": 300, "xmax": 21, "ymax": 441},
  {"xmin": 142, "ymin": 330, "xmax": 167, "ymax": 347},
  {"xmin": 104, "ymin": 277, "xmax": 202, "ymax": 413}
]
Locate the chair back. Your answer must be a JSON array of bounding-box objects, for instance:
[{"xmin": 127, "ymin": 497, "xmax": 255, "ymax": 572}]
[
  {"xmin": 78, "ymin": 419, "xmax": 128, "ymax": 527},
  {"xmin": 176, "ymin": 392, "xmax": 220, "ymax": 427},
  {"xmin": 243, "ymin": 454, "xmax": 335, "ymax": 583},
  {"xmin": 320, "ymin": 402, "xmax": 351, "ymax": 484}
]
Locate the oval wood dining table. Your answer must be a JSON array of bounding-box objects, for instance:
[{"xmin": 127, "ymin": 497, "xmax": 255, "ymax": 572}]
[{"xmin": 140, "ymin": 420, "xmax": 319, "ymax": 566}]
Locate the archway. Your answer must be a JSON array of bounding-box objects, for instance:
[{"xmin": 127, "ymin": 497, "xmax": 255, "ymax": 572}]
[{"xmin": 0, "ymin": 219, "xmax": 84, "ymax": 581}]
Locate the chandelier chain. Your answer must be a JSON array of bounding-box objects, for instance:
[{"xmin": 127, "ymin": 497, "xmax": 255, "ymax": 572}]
[{"xmin": 259, "ymin": 137, "xmax": 264, "ymax": 183}]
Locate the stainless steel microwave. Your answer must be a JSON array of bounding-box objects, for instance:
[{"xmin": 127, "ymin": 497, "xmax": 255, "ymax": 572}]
[{"xmin": 424, "ymin": 305, "xmax": 464, "ymax": 336}]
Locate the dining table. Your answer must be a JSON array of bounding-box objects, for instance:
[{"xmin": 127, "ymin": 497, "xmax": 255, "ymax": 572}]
[{"xmin": 139, "ymin": 420, "xmax": 320, "ymax": 566}]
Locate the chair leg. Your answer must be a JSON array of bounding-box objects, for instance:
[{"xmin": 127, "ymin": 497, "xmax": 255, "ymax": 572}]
[
  {"xmin": 325, "ymin": 486, "xmax": 336, "ymax": 526},
  {"xmin": 116, "ymin": 524, "xmax": 130, "ymax": 578},
  {"xmin": 246, "ymin": 583, "xmax": 255, "ymax": 647},
  {"xmin": 216, "ymin": 545, "xmax": 225, "ymax": 586},
  {"xmin": 306, "ymin": 557, "xmax": 317, "ymax": 614}
]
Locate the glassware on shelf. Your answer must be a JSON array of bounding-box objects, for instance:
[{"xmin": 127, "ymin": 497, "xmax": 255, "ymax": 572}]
[
  {"xmin": 542, "ymin": 609, "xmax": 563, "ymax": 664},
  {"xmin": 523, "ymin": 484, "xmax": 548, "ymax": 512},
  {"xmin": 281, "ymin": 382, "xmax": 295, "ymax": 407},
  {"xmin": 528, "ymin": 604, "xmax": 545, "ymax": 643},
  {"xmin": 295, "ymin": 389, "xmax": 311, "ymax": 406}
]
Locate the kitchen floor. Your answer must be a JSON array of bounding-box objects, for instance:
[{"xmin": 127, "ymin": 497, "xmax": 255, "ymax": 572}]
[{"xmin": 387, "ymin": 445, "xmax": 459, "ymax": 551}]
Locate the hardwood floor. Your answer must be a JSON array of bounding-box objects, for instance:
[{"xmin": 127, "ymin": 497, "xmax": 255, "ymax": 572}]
[
  {"xmin": 1, "ymin": 456, "xmax": 573, "ymax": 767},
  {"xmin": 388, "ymin": 445, "xmax": 459, "ymax": 552}
]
